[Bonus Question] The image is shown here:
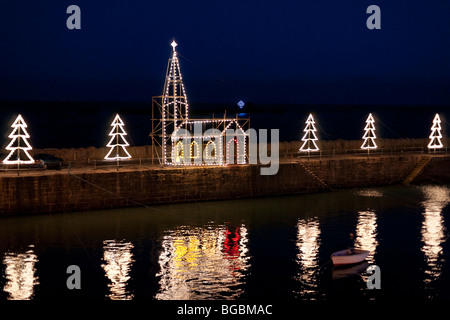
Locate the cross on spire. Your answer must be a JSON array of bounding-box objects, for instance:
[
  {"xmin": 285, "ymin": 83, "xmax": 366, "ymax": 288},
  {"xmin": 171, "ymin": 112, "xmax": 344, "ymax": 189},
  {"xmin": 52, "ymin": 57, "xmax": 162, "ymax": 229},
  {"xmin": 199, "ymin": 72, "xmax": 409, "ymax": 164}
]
[{"xmin": 171, "ymin": 40, "xmax": 178, "ymax": 51}]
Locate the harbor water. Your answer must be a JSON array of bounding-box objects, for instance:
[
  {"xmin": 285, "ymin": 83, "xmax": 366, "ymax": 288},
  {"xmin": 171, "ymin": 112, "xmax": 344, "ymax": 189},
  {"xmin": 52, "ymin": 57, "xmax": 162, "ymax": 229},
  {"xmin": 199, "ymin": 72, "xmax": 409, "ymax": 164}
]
[{"xmin": 0, "ymin": 184, "xmax": 449, "ymax": 302}]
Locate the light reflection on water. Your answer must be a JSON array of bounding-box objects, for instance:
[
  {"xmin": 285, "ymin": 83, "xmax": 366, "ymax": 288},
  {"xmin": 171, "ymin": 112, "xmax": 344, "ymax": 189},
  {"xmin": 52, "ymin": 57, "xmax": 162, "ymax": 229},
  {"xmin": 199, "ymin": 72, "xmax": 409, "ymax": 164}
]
[
  {"xmin": 356, "ymin": 189, "xmax": 384, "ymax": 198},
  {"xmin": 355, "ymin": 211, "xmax": 378, "ymax": 264},
  {"xmin": 295, "ymin": 218, "xmax": 321, "ymax": 298},
  {"xmin": 101, "ymin": 239, "xmax": 135, "ymax": 300},
  {"xmin": 155, "ymin": 224, "xmax": 250, "ymax": 300},
  {"xmin": 420, "ymin": 185, "xmax": 449, "ymax": 287},
  {"xmin": 3, "ymin": 245, "xmax": 39, "ymax": 300},
  {"xmin": 0, "ymin": 184, "xmax": 449, "ymax": 300}
]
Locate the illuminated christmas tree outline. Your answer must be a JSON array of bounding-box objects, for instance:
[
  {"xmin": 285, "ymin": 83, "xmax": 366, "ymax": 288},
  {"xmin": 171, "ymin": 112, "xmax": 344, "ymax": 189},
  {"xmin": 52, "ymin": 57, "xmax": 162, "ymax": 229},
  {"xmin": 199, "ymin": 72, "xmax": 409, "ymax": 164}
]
[
  {"xmin": 3, "ymin": 114, "xmax": 35, "ymax": 164},
  {"xmin": 299, "ymin": 113, "xmax": 319, "ymax": 153},
  {"xmin": 104, "ymin": 114, "xmax": 132, "ymax": 160},
  {"xmin": 428, "ymin": 113, "xmax": 443, "ymax": 150},
  {"xmin": 361, "ymin": 113, "xmax": 377, "ymax": 150}
]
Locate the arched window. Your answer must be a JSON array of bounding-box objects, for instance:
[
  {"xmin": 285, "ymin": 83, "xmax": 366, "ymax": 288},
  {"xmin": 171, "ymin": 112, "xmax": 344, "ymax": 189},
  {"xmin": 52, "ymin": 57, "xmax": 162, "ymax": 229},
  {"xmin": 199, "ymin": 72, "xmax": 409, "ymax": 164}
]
[
  {"xmin": 190, "ymin": 141, "xmax": 200, "ymax": 159},
  {"xmin": 226, "ymin": 138, "xmax": 238, "ymax": 165},
  {"xmin": 205, "ymin": 140, "xmax": 217, "ymax": 160},
  {"xmin": 174, "ymin": 141, "xmax": 183, "ymax": 163}
]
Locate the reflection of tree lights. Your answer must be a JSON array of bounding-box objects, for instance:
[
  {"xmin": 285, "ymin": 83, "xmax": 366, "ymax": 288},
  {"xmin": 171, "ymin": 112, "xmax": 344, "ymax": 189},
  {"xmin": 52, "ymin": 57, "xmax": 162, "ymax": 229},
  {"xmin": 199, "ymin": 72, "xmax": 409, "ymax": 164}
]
[
  {"xmin": 355, "ymin": 211, "xmax": 378, "ymax": 264},
  {"xmin": 356, "ymin": 189, "xmax": 383, "ymax": 198},
  {"xmin": 102, "ymin": 240, "xmax": 135, "ymax": 300},
  {"xmin": 155, "ymin": 224, "xmax": 250, "ymax": 300},
  {"xmin": 3, "ymin": 246, "xmax": 39, "ymax": 300},
  {"xmin": 420, "ymin": 186, "xmax": 448, "ymax": 284},
  {"xmin": 295, "ymin": 218, "xmax": 321, "ymax": 297}
]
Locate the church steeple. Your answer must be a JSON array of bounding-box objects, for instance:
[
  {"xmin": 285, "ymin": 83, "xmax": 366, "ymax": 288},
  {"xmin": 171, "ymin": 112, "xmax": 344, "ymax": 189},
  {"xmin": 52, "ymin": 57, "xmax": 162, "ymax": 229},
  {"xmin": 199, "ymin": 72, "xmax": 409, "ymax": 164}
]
[{"xmin": 163, "ymin": 39, "xmax": 189, "ymax": 125}]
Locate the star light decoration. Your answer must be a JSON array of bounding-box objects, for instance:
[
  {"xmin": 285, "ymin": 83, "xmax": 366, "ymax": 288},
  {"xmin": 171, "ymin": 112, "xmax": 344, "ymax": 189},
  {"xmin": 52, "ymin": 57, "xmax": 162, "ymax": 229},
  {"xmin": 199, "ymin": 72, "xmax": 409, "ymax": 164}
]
[
  {"xmin": 171, "ymin": 40, "xmax": 177, "ymax": 51},
  {"xmin": 428, "ymin": 113, "xmax": 443, "ymax": 149},
  {"xmin": 104, "ymin": 114, "xmax": 132, "ymax": 161},
  {"xmin": 3, "ymin": 114, "xmax": 35, "ymax": 164},
  {"xmin": 299, "ymin": 113, "xmax": 319, "ymax": 152},
  {"xmin": 162, "ymin": 39, "xmax": 189, "ymax": 164},
  {"xmin": 361, "ymin": 113, "xmax": 377, "ymax": 150}
]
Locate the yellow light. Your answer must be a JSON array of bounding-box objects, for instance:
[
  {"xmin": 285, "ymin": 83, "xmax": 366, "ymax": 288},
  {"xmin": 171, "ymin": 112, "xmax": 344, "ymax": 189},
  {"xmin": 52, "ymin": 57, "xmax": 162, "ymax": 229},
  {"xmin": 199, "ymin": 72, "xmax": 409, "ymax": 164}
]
[{"xmin": 190, "ymin": 141, "xmax": 200, "ymax": 159}]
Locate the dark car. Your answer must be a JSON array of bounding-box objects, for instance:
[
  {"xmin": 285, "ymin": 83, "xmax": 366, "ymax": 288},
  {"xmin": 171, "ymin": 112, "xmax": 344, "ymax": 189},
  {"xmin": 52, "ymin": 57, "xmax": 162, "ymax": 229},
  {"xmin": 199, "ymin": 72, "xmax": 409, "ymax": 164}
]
[
  {"xmin": 0, "ymin": 152, "xmax": 45, "ymax": 169},
  {"xmin": 33, "ymin": 154, "xmax": 63, "ymax": 169}
]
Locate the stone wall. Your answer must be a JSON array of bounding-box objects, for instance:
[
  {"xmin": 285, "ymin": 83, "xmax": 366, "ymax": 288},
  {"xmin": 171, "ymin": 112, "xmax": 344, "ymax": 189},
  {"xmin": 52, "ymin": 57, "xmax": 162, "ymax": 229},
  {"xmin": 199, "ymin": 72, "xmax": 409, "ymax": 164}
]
[{"xmin": 1, "ymin": 154, "xmax": 448, "ymax": 216}]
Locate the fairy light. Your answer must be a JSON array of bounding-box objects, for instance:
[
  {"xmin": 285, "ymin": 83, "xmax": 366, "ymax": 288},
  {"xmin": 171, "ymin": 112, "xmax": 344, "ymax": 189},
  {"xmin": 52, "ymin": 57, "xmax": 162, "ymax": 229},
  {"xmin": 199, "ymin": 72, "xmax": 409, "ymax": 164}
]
[
  {"xmin": 361, "ymin": 113, "xmax": 377, "ymax": 150},
  {"xmin": 159, "ymin": 41, "xmax": 248, "ymax": 166},
  {"xmin": 174, "ymin": 141, "xmax": 184, "ymax": 163},
  {"xmin": 190, "ymin": 141, "xmax": 200, "ymax": 159},
  {"xmin": 204, "ymin": 140, "xmax": 217, "ymax": 160},
  {"xmin": 169, "ymin": 119, "xmax": 247, "ymax": 166},
  {"xmin": 225, "ymin": 136, "xmax": 246, "ymax": 165},
  {"xmin": 104, "ymin": 114, "xmax": 132, "ymax": 160},
  {"xmin": 226, "ymin": 138, "xmax": 236, "ymax": 165},
  {"xmin": 3, "ymin": 114, "xmax": 35, "ymax": 164},
  {"xmin": 299, "ymin": 114, "xmax": 319, "ymax": 152},
  {"xmin": 428, "ymin": 113, "xmax": 443, "ymax": 149},
  {"xmin": 223, "ymin": 122, "xmax": 248, "ymax": 165},
  {"xmin": 162, "ymin": 40, "xmax": 189, "ymax": 164}
]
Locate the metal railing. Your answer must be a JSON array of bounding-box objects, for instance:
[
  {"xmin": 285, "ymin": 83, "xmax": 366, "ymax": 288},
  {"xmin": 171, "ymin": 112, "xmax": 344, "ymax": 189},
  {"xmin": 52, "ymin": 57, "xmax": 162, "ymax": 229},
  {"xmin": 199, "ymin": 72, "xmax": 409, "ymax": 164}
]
[
  {"xmin": 292, "ymin": 146, "xmax": 448, "ymax": 159},
  {"xmin": 1, "ymin": 147, "xmax": 449, "ymax": 176}
]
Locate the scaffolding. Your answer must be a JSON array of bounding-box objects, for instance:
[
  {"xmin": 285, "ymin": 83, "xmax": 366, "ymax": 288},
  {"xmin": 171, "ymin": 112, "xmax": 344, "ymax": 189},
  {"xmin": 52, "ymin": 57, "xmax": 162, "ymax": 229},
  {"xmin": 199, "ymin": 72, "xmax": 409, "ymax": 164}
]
[
  {"xmin": 150, "ymin": 40, "xmax": 250, "ymax": 166},
  {"xmin": 150, "ymin": 96, "xmax": 250, "ymax": 165}
]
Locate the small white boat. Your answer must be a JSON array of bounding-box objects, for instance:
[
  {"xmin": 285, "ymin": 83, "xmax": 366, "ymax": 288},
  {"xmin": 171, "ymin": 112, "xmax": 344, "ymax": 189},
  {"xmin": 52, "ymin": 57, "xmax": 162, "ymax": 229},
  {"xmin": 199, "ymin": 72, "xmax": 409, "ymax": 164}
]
[{"xmin": 331, "ymin": 248, "xmax": 370, "ymax": 266}]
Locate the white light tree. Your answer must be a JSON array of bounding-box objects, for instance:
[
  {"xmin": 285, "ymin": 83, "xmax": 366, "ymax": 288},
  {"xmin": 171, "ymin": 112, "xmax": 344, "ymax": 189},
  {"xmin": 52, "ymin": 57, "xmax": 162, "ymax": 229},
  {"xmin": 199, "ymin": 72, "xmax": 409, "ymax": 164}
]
[
  {"xmin": 104, "ymin": 114, "xmax": 132, "ymax": 161},
  {"xmin": 361, "ymin": 113, "xmax": 377, "ymax": 150},
  {"xmin": 299, "ymin": 113, "xmax": 319, "ymax": 153},
  {"xmin": 3, "ymin": 114, "xmax": 35, "ymax": 164},
  {"xmin": 428, "ymin": 113, "xmax": 443, "ymax": 150}
]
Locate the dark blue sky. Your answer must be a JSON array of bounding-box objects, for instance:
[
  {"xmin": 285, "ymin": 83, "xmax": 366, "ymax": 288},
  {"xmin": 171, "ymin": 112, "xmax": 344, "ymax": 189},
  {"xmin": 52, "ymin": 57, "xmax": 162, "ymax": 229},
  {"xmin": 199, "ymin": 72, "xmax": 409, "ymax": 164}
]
[{"xmin": 1, "ymin": 0, "xmax": 450, "ymax": 105}]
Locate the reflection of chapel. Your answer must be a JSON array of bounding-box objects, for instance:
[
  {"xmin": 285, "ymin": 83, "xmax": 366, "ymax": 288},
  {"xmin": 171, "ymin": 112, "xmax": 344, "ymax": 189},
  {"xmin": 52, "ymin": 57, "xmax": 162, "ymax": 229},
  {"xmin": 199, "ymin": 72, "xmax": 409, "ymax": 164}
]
[{"xmin": 151, "ymin": 40, "xmax": 249, "ymax": 166}]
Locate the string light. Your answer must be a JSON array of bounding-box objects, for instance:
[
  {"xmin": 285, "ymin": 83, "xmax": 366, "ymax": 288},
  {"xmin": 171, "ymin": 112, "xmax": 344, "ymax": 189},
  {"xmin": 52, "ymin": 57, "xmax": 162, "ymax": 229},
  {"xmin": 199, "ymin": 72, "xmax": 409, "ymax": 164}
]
[
  {"xmin": 204, "ymin": 140, "xmax": 217, "ymax": 160},
  {"xmin": 174, "ymin": 141, "xmax": 184, "ymax": 163},
  {"xmin": 299, "ymin": 114, "xmax": 319, "ymax": 152},
  {"xmin": 190, "ymin": 141, "xmax": 200, "ymax": 159},
  {"xmin": 361, "ymin": 113, "xmax": 377, "ymax": 150},
  {"xmin": 3, "ymin": 114, "xmax": 35, "ymax": 164},
  {"xmin": 428, "ymin": 113, "xmax": 443, "ymax": 149},
  {"xmin": 162, "ymin": 39, "xmax": 189, "ymax": 164},
  {"xmin": 170, "ymin": 120, "xmax": 247, "ymax": 166},
  {"xmin": 104, "ymin": 114, "xmax": 132, "ymax": 160},
  {"xmin": 226, "ymin": 138, "xmax": 237, "ymax": 165},
  {"xmin": 160, "ymin": 40, "xmax": 248, "ymax": 166}
]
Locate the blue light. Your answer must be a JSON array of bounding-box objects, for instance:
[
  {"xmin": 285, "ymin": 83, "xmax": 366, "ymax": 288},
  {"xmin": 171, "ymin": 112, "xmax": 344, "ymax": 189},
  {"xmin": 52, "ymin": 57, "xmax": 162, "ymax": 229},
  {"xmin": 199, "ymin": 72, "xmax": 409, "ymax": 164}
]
[{"xmin": 237, "ymin": 100, "xmax": 245, "ymax": 109}]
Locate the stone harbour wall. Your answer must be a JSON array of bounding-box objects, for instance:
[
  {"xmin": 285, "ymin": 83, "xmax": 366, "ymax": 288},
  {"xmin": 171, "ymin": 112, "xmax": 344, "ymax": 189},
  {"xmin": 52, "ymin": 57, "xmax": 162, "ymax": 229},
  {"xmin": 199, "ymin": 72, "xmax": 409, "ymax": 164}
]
[{"xmin": 1, "ymin": 154, "xmax": 449, "ymax": 216}]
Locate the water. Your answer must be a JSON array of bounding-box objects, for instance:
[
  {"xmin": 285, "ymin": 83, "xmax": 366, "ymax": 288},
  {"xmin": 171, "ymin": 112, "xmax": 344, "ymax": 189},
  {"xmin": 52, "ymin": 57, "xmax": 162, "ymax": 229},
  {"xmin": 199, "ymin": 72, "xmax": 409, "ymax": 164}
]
[{"xmin": 0, "ymin": 184, "xmax": 449, "ymax": 302}]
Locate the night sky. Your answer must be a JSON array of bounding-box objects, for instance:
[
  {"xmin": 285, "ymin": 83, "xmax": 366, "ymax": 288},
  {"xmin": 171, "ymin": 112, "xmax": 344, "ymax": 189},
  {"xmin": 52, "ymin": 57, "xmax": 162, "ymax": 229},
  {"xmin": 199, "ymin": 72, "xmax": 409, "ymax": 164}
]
[{"xmin": 1, "ymin": 0, "xmax": 449, "ymax": 105}]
